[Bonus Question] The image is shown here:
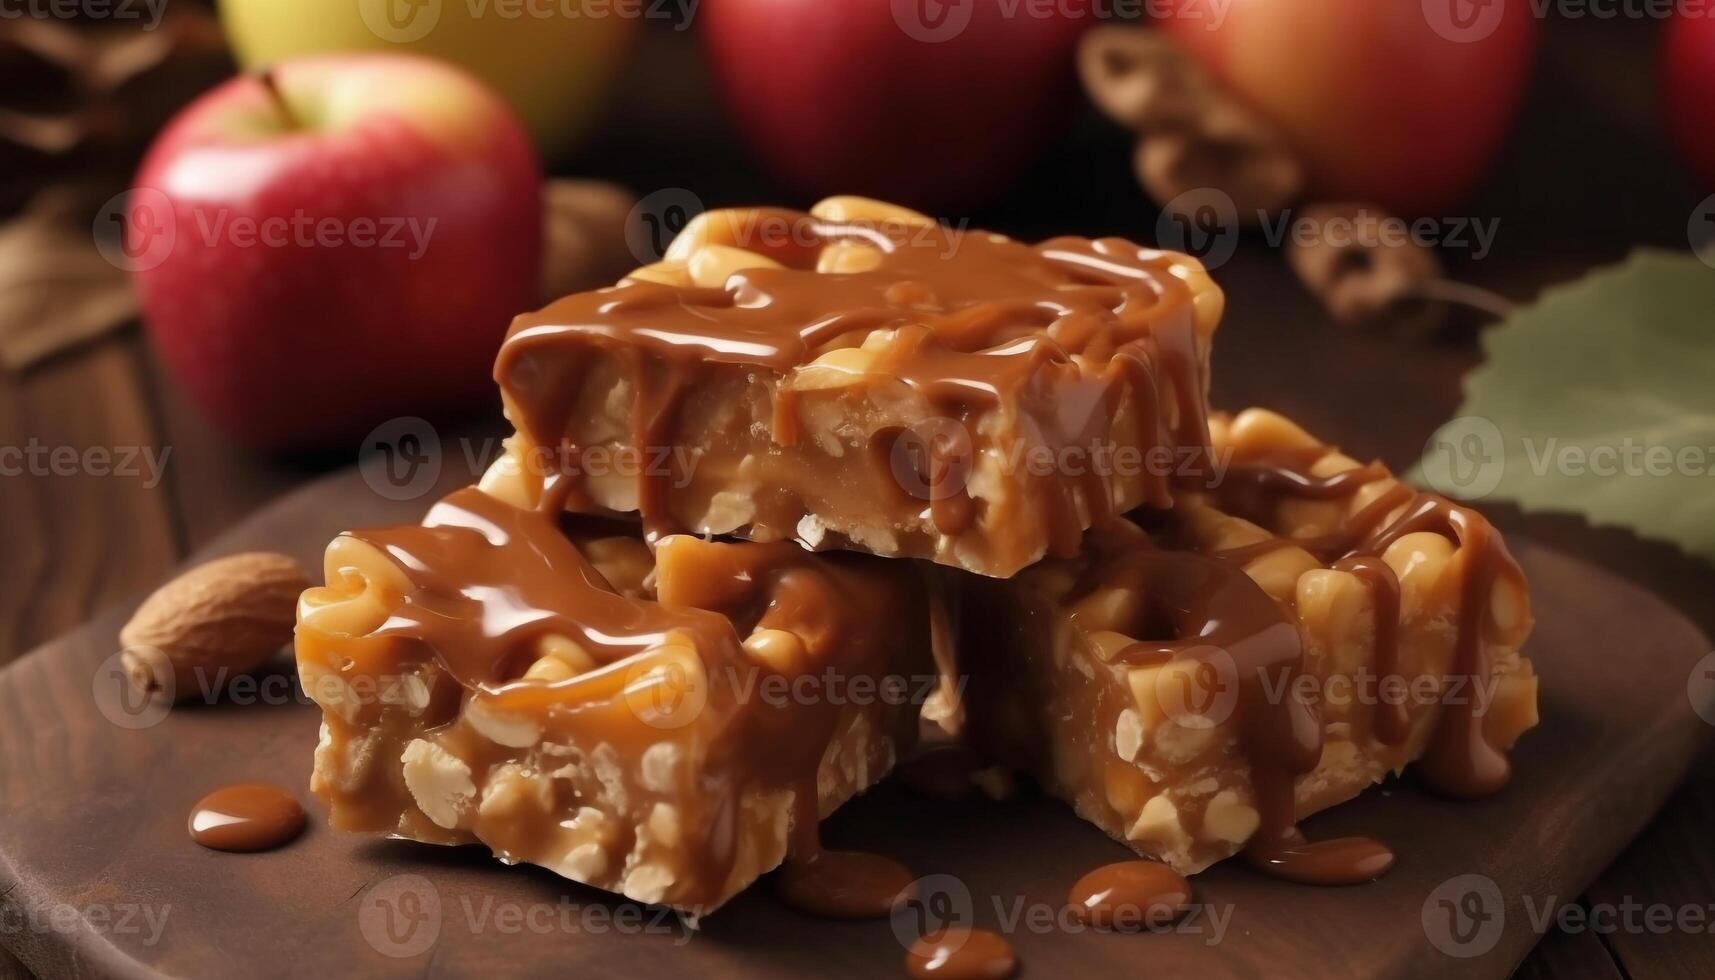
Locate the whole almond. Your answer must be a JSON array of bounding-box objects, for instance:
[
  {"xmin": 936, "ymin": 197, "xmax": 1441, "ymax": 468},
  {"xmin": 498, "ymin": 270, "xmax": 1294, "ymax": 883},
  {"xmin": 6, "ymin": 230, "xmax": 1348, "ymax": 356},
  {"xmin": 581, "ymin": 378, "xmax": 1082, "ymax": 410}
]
[{"xmin": 118, "ymin": 551, "xmax": 310, "ymax": 702}]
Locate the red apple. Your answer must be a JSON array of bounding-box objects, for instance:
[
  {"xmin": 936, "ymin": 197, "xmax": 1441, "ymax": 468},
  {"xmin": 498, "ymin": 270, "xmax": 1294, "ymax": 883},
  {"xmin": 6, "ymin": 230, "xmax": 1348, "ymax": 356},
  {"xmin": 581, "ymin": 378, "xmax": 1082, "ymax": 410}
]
[
  {"xmin": 1160, "ymin": 0, "xmax": 1537, "ymax": 216},
  {"xmin": 701, "ymin": 0, "xmax": 1089, "ymax": 211},
  {"xmin": 127, "ymin": 53, "xmax": 541, "ymax": 452},
  {"xmin": 1664, "ymin": 10, "xmax": 1715, "ymax": 192}
]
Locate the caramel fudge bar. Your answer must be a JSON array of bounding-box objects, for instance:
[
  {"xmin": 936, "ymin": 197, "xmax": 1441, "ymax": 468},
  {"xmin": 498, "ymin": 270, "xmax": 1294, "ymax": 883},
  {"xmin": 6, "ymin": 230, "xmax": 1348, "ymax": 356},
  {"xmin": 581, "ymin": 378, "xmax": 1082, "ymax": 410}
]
[
  {"xmin": 961, "ymin": 409, "xmax": 1538, "ymax": 879},
  {"xmin": 295, "ymin": 483, "xmax": 931, "ymax": 914},
  {"xmin": 493, "ymin": 196, "xmax": 1223, "ymax": 578}
]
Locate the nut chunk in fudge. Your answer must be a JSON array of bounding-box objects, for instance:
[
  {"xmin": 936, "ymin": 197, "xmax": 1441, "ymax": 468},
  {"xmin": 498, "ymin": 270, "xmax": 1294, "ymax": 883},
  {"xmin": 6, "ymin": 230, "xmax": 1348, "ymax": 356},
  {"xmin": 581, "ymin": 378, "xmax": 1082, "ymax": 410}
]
[
  {"xmin": 295, "ymin": 484, "xmax": 930, "ymax": 914},
  {"xmin": 494, "ymin": 195, "xmax": 1223, "ymax": 578},
  {"xmin": 961, "ymin": 409, "xmax": 1537, "ymax": 879}
]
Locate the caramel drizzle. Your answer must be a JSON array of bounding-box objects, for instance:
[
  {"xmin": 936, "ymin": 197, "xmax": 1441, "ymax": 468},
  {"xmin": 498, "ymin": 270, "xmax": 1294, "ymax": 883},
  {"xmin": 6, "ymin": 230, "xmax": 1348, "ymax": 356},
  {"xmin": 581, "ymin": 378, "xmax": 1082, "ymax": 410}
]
[
  {"xmin": 1333, "ymin": 555, "xmax": 1408, "ymax": 746},
  {"xmin": 344, "ymin": 484, "xmax": 921, "ymax": 908},
  {"xmin": 1363, "ymin": 496, "xmax": 1517, "ymax": 798},
  {"xmin": 1202, "ymin": 456, "xmax": 1523, "ymax": 796},
  {"xmin": 776, "ymin": 791, "xmax": 915, "ymax": 920},
  {"xmin": 188, "ymin": 783, "xmax": 306, "ymax": 853},
  {"xmin": 1071, "ymin": 536, "xmax": 1379, "ymax": 883},
  {"xmin": 1082, "ymin": 446, "xmax": 1525, "ymax": 884},
  {"xmin": 497, "ymin": 216, "xmax": 1212, "ymax": 552},
  {"xmin": 1178, "ymin": 448, "xmax": 1526, "ymax": 882},
  {"xmin": 353, "ymin": 485, "xmax": 726, "ymax": 690},
  {"xmin": 1067, "ymin": 860, "xmax": 1194, "ymax": 930},
  {"xmin": 904, "ymin": 927, "xmax": 1017, "ymax": 980}
]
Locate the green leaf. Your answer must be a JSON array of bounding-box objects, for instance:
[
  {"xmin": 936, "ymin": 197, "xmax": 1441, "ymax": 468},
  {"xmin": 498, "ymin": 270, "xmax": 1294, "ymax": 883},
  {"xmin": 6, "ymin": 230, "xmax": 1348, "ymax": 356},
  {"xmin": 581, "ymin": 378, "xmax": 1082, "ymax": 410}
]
[{"xmin": 1410, "ymin": 250, "xmax": 1715, "ymax": 562}]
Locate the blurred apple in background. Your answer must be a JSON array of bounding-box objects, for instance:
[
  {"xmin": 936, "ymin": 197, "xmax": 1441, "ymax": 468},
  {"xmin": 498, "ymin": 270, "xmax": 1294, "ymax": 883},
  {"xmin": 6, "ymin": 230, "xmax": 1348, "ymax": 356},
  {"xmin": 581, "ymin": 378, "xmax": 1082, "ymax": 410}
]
[
  {"xmin": 1161, "ymin": 0, "xmax": 1537, "ymax": 216},
  {"xmin": 130, "ymin": 53, "xmax": 541, "ymax": 452},
  {"xmin": 701, "ymin": 0, "xmax": 1089, "ymax": 211},
  {"xmin": 217, "ymin": 0, "xmax": 638, "ymax": 158},
  {"xmin": 1663, "ymin": 10, "xmax": 1715, "ymax": 192}
]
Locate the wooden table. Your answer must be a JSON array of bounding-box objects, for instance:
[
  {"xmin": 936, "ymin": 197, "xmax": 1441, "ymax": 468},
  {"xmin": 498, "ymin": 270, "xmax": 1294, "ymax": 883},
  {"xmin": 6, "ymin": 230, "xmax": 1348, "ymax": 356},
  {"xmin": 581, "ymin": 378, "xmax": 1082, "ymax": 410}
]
[{"xmin": 1, "ymin": 13, "xmax": 1709, "ymax": 980}]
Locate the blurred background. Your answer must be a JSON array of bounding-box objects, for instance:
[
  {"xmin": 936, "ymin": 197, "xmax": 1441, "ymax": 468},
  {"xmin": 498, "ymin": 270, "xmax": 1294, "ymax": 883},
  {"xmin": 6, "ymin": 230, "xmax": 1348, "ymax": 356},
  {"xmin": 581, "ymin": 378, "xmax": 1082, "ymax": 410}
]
[{"xmin": 1, "ymin": 2, "xmax": 1712, "ymax": 977}]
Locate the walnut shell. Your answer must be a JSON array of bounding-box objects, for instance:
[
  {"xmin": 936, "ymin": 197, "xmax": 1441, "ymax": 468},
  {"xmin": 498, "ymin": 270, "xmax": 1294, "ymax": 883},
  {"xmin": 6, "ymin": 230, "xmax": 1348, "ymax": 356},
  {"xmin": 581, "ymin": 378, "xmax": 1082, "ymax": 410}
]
[
  {"xmin": 1078, "ymin": 24, "xmax": 1215, "ymax": 131},
  {"xmin": 1285, "ymin": 202, "xmax": 1446, "ymax": 338},
  {"xmin": 117, "ymin": 551, "xmax": 309, "ymax": 702}
]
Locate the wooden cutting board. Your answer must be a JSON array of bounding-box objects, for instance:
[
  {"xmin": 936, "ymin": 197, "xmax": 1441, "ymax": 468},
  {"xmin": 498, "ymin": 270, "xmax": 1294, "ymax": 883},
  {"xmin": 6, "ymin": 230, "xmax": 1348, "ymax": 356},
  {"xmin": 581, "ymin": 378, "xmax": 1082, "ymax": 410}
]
[{"xmin": 0, "ymin": 465, "xmax": 1708, "ymax": 980}]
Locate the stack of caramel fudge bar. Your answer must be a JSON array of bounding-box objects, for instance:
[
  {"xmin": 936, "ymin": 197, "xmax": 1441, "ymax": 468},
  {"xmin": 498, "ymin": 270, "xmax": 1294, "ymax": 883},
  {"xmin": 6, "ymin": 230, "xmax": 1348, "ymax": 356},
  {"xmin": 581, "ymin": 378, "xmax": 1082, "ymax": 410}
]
[{"xmin": 296, "ymin": 198, "xmax": 1537, "ymax": 915}]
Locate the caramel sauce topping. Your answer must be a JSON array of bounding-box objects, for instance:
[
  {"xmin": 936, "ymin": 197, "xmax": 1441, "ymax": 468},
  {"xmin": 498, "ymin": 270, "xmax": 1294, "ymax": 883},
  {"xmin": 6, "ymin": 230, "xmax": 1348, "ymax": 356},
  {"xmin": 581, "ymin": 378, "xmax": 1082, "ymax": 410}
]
[
  {"xmin": 498, "ymin": 213, "xmax": 1213, "ymax": 551},
  {"xmin": 305, "ymin": 193, "xmax": 1535, "ymax": 929},
  {"xmin": 1244, "ymin": 834, "xmax": 1397, "ymax": 887},
  {"xmin": 1177, "ymin": 444, "xmax": 1526, "ymax": 881},
  {"xmin": 775, "ymin": 848, "xmax": 915, "ymax": 920},
  {"xmin": 188, "ymin": 783, "xmax": 305, "ymax": 852},
  {"xmin": 1333, "ymin": 555, "xmax": 1408, "ymax": 747},
  {"xmin": 904, "ymin": 927, "xmax": 1017, "ymax": 980},
  {"xmin": 351, "ymin": 485, "xmax": 737, "ymax": 692},
  {"xmin": 1067, "ymin": 860, "xmax": 1194, "ymax": 930},
  {"xmin": 1071, "ymin": 526, "xmax": 1367, "ymax": 881},
  {"xmin": 338, "ymin": 482, "xmax": 926, "ymax": 905},
  {"xmin": 1065, "ymin": 430, "xmax": 1527, "ymax": 887},
  {"xmin": 1201, "ymin": 456, "xmax": 1526, "ymax": 802},
  {"xmin": 773, "ymin": 776, "xmax": 916, "ymax": 920}
]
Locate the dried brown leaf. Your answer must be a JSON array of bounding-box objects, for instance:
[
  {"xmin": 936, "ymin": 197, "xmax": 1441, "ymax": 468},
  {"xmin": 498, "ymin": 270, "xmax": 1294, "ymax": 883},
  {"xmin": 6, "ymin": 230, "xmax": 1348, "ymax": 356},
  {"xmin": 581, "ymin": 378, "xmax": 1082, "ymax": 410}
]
[{"xmin": 0, "ymin": 189, "xmax": 135, "ymax": 370}]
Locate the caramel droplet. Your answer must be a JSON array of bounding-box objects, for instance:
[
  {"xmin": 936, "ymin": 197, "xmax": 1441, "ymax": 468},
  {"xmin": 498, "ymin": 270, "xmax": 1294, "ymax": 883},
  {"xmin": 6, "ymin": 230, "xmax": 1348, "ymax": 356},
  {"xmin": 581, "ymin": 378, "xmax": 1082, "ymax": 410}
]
[
  {"xmin": 188, "ymin": 783, "xmax": 306, "ymax": 852},
  {"xmin": 776, "ymin": 849, "xmax": 914, "ymax": 919},
  {"xmin": 1245, "ymin": 835, "xmax": 1395, "ymax": 886},
  {"xmin": 905, "ymin": 927, "xmax": 1017, "ymax": 980},
  {"xmin": 1067, "ymin": 860, "xmax": 1194, "ymax": 930}
]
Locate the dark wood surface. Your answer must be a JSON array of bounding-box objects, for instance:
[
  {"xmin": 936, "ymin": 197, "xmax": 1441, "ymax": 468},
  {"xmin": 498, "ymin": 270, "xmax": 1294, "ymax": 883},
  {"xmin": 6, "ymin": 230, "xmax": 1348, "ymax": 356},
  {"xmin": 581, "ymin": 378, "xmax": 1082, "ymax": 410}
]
[
  {"xmin": 0, "ymin": 465, "xmax": 1707, "ymax": 980},
  {"xmin": 1, "ymin": 11, "xmax": 1711, "ymax": 980}
]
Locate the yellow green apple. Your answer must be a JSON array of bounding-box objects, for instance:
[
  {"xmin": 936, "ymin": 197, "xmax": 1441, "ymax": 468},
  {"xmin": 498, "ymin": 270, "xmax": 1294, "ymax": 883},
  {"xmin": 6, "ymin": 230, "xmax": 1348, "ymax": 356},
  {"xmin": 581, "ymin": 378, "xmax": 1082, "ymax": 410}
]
[{"xmin": 217, "ymin": 0, "xmax": 640, "ymax": 157}]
